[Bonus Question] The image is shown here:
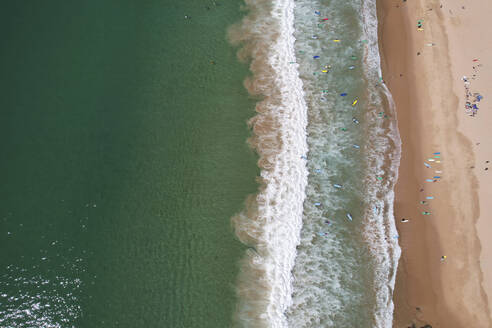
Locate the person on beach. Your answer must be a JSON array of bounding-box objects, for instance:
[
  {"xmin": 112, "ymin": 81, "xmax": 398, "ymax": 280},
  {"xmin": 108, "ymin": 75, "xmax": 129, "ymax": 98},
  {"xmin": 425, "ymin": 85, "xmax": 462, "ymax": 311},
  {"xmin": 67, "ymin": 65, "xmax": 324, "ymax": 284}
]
[{"xmin": 401, "ymin": 218, "xmax": 409, "ymax": 223}]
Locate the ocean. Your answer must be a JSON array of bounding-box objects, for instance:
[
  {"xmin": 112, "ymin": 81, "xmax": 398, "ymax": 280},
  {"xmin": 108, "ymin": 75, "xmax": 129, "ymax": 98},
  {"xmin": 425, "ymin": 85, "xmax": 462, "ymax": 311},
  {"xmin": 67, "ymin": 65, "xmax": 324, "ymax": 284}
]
[
  {"xmin": 0, "ymin": 0, "xmax": 401, "ymax": 327},
  {"xmin": 0, "ymin": 1, "xmax": 258, "ymax": 327}
]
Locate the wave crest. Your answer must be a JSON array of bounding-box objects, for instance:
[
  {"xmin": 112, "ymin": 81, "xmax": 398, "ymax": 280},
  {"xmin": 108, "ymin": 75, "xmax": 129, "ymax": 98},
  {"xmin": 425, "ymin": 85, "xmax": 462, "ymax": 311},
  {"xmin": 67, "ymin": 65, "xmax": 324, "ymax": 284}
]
[{"xmin": 228, "ymin": 0, "xmax": 308, "ymax": 327}]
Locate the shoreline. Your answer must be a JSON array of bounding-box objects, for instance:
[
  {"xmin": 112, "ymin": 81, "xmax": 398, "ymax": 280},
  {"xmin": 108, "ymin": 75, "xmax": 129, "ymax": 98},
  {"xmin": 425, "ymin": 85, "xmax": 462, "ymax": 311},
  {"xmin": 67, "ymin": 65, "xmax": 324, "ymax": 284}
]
[{"xmin": 377, "ymin": 0, "xmax": 492, "ymax": 327}]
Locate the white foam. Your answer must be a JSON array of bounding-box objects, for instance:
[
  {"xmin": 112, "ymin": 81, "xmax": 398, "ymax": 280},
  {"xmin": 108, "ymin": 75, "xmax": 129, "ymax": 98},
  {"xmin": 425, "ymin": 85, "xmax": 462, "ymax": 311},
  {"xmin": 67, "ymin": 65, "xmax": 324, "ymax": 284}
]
[{"xmin": 228, "ymin": 0, "xmax": 308, "ymax": 327}]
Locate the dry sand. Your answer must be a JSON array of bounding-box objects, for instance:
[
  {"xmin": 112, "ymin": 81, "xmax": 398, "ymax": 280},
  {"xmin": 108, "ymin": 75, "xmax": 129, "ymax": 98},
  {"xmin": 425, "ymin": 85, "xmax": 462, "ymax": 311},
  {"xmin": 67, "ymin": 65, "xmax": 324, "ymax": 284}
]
[{"xmin": 377, "ymin": 0, "xmax": 492, "ymax": 327}]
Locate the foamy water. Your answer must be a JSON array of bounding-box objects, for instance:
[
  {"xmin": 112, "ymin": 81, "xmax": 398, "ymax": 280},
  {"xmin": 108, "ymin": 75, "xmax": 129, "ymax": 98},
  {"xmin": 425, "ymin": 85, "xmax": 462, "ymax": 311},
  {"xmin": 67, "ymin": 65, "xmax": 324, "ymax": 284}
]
[
  {"xmin": 228, "ymin": 0, "xmax": 308, "ymax": 326},
  {"xmin": 230, "ymin": 0, "xmax": 401, "ymax": 327}
]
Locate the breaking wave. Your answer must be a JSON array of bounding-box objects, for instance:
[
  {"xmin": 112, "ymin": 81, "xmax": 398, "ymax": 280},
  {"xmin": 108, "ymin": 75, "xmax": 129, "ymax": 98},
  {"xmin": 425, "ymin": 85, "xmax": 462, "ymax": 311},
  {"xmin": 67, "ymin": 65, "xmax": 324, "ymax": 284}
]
[{"xmin": 228, "ymin": 0, "xmax": 309, "ymax": 327}]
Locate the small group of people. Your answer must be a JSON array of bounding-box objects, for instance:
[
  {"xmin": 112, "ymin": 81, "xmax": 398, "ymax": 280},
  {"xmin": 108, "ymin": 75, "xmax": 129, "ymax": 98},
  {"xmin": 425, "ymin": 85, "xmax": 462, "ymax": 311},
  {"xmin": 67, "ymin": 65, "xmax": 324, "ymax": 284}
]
[{"xmin": 463, "ymin": 61, "xmax": 484, "ymax": 117}]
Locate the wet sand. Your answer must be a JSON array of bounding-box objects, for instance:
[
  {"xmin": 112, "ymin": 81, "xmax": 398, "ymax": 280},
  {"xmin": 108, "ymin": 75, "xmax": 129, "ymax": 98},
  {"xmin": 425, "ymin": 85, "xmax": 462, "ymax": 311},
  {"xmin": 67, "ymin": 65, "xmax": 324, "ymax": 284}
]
[{"xmin": 377, "ymin": 0, "xmax": 492, "ymax": 327}]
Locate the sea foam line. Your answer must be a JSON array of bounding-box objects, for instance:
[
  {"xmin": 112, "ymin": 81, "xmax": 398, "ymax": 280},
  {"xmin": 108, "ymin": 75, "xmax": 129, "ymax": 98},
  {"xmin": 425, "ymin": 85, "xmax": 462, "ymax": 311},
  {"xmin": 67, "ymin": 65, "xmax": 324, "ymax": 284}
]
[
  {"xmin": 228, "ymin": 0, "xmax": 308, "ymax": 327},
  {"xmin": 360, "ymin": 0, "xmax": 402, "ymax": 326}
]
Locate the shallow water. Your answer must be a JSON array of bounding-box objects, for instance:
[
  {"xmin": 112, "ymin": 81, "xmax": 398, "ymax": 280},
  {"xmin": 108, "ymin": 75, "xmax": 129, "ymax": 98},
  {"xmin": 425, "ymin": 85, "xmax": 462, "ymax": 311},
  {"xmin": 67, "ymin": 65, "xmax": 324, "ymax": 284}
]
[
  {"xmin": 230, "ymin": 0, "xmax": 401, "ymax": 327},
  {"xmin": 286, "ymin": 0, "xmax": 401, "ymax": 326}
]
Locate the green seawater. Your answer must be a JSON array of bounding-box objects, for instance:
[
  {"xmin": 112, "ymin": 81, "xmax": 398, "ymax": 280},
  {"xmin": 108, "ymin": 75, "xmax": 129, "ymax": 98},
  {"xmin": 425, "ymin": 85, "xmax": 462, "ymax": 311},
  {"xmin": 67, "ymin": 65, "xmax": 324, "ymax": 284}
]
[{"xmin": 0, "ymin": 1, "xmax": 257, "ymax": 327}]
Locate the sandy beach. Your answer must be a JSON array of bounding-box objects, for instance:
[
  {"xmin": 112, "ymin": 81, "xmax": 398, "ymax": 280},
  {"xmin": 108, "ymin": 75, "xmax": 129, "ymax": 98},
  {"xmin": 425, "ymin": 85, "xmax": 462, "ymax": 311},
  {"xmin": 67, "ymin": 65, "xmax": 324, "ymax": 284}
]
[{"xmin": 377, "ymin": 0, "xmax": 492, "ymax": 327}]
